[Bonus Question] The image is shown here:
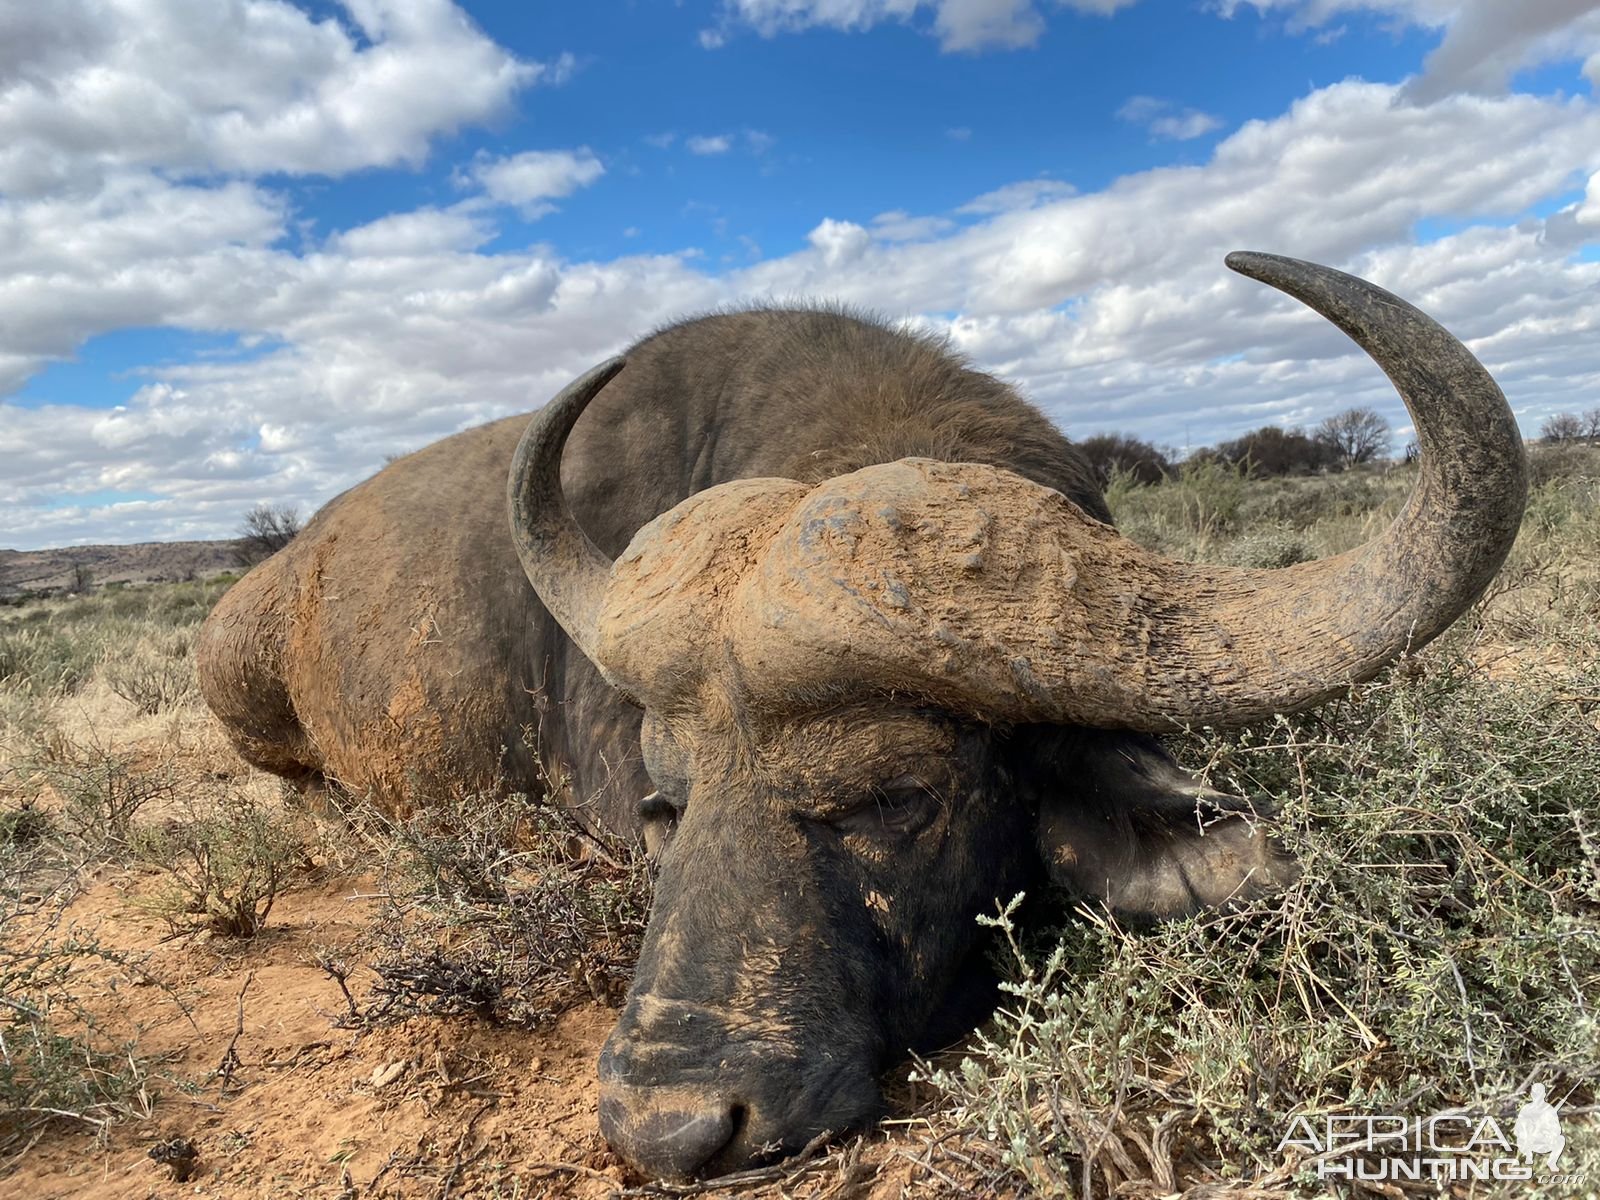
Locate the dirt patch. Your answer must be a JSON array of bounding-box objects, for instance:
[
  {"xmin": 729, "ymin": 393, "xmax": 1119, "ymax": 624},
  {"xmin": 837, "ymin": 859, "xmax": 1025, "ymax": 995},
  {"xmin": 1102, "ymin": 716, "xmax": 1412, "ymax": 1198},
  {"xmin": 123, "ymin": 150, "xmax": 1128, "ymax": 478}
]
[
  {"xmin": 4, "ymin": 860, "xmax": 968, "ymax": 1199},
  {"xmin": 6, "ymin": 872, "xmax": 639, "ymax": 1199}
]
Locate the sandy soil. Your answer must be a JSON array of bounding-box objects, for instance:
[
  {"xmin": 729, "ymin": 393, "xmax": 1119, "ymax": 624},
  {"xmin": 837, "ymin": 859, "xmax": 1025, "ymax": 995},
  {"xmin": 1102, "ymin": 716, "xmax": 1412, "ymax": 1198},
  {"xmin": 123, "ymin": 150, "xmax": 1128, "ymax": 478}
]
[
  {"xmin": 7, "ymin": 868, "xmax": 637, "ymax": 1198},
  {"xmin": 4, "ymin": 866, "xmax": 973, "ymax": 1199}
]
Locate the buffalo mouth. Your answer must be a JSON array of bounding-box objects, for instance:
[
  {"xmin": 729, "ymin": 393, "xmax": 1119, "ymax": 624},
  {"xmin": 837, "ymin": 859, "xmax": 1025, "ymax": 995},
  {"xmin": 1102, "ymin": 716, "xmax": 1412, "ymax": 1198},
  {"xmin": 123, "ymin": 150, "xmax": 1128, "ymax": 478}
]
[
  {"xmin": 597, "ymin": 1082, "xmax": 744, "ymax": 1180},
  {"xmin": 596, "ymin": 1023, "xmax": 884, "ymax": 1179}
]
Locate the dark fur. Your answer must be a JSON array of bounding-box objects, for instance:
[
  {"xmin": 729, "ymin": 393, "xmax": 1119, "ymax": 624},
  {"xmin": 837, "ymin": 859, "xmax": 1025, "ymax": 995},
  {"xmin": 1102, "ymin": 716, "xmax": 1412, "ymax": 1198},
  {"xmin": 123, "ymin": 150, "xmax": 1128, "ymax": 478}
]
[
  {"xmin": 201, "ymin": 307, "xmax": 1106, "ymax": 828},
  {"xmin": 200, "ymin": 308, "xmax": 1280, "ymax": 1178}
]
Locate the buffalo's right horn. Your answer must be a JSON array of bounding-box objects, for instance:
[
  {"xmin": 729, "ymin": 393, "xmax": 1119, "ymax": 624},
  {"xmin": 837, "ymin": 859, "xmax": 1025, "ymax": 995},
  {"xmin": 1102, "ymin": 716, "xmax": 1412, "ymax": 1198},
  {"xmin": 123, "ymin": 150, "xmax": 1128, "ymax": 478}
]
[{"xmin": 508, "ymin": 358, "xmax": 625, "ymax": 674}]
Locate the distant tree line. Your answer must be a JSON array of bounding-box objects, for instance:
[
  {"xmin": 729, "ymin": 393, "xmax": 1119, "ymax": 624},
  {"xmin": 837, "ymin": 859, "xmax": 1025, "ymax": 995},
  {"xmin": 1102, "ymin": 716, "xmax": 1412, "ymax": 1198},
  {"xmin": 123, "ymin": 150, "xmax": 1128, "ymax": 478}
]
[
  {"xmin": 1077, "ymin": 405, "xmax": 1393, "ymax": 485},
  {"xmin": 1075, "ymin": 433, "xmax": 1175, "ymax": 485},
  {"xmin": 1540, "ymin": 409, "xmax": 1600, "ymax": 443},
  {"xmin": 230, "ymin": 399, "xmax": 1580, "ymax": 571}
]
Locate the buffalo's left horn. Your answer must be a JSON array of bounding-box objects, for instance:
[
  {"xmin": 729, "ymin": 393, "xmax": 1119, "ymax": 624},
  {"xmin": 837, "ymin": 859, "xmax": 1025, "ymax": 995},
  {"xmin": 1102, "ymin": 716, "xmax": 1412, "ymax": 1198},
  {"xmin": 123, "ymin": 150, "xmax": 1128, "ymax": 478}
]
[{"xmin": 508, "ymin": 357, "xmax": 625, "ymax": 670}]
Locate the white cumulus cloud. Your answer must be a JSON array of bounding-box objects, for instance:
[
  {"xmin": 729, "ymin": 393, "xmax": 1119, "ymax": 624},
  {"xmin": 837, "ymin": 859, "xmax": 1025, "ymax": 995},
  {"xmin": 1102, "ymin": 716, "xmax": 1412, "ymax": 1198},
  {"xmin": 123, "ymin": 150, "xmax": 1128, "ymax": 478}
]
[
  {"xmin": 708, "ymin": 0, "xmax": 1600, "ymax": 85},
  {"xmin": 1218, "ymin": 0, "xmax": 1600, "ymax": 102},
  {"xmin": 328, "ymin": 208, "xmax": 495, "ymax": 258},
  {"xmin": 807, "ymin": 218, "xmax": 874, "ymax": 265},
  {"xmin": 467, "ymin": 149, "xmax": 606, "ymax": 219},
  {"xmin": 872, "ymin": 210, "xmax": 959, "ymax": 240},
  {"xmin": 1117, "ymin": 95, "xmax": 1226, "ymax": 140},
  {"xmin": 687, "ymin": 134, "xmax": 734, "ymax": 155},
  {"xmin": 957, "ymin": 178, "xmax": 1076, "ymax": 213},
  {"xmin": 704, "ymin": 0, "xmax": 1137, "ymax": 52},
  {"xmin": 3, "ymin": 6, "xmax": 1599, "ymax": 550},
  {"xmin": 0, "ymin": 0, "xmax": 549, "ymax": 195}
]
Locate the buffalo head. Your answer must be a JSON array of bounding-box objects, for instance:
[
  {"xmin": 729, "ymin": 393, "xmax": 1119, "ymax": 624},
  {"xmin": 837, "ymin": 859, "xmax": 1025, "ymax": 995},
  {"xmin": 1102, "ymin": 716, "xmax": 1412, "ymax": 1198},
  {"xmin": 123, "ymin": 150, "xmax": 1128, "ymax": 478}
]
[{"xmin": 506, "ymin": 253, "xmax": 1526, "ymax": 1177}]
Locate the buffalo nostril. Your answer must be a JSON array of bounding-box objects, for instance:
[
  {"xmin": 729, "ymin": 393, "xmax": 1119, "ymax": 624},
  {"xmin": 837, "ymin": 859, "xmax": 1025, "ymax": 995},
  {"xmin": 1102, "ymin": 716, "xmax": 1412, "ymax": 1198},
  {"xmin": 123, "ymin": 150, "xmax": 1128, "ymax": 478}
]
[{"xmin": 599, "ymin": 1088, "xmax": 739, "ymax": 1180}]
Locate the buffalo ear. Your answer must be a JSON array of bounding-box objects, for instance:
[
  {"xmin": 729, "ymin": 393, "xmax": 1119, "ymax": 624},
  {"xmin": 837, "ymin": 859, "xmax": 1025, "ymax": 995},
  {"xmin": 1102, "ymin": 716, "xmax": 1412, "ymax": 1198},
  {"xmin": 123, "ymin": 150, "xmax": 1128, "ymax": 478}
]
[{"xmin": 1013, "ymin": 728, "xmax": 1296, "ymax": 921}]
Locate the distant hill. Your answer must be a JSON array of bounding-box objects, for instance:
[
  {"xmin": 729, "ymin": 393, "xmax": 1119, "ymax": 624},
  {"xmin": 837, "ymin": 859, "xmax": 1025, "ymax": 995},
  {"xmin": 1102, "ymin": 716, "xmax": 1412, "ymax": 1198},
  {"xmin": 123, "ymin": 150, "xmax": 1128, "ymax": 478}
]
[{"xmin": 0, "ymin": 540, "xmax": 241, "ymax": 597}]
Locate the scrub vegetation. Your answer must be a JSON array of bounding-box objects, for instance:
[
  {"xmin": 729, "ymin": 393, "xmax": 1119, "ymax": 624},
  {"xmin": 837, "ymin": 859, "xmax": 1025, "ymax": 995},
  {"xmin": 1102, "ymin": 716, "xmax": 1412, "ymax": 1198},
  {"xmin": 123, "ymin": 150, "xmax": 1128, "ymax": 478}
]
[
  {"xmin": 909, "ymin": 444, "xmax": 1600, "ymax": 1197},
  {"xmin": 1, "ymin": 444, "xmax": 1596, "ymax": 1196}
]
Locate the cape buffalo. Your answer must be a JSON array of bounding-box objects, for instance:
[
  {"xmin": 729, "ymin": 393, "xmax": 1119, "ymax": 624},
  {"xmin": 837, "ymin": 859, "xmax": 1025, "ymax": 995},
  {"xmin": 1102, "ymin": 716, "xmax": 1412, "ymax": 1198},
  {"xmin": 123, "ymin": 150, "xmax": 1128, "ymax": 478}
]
[{"xmin": 198, "ymin": 253, "xmax": 1527, "ymax": 1178}]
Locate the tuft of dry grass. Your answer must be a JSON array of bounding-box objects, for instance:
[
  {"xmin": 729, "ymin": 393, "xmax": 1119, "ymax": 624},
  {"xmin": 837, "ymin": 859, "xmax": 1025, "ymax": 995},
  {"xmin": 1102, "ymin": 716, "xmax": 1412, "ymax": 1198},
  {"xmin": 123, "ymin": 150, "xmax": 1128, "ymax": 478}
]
[
  {"xmin": 0, "ymin": 579, "xmax": 287, "ymax": 1156},
  {"xmin": 103, "ymin": 628, "xmax": 196, "ymax": 716}
]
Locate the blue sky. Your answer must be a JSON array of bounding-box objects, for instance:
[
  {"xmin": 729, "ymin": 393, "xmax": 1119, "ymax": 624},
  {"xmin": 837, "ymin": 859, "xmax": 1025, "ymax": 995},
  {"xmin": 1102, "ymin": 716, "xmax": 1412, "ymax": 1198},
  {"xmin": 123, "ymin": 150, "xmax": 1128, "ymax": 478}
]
[{"xmin": 2, "ymin": 0, "xmax": 1599, "ymax": 548}]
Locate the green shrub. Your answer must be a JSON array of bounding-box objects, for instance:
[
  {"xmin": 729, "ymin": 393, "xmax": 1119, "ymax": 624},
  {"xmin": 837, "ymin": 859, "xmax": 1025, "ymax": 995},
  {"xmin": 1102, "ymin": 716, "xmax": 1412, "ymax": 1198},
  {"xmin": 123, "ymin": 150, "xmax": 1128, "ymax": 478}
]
[
  {"xmin": 1234, "ymin": 468, "xmax": 1405, "ymax": 531},
  {"xmin": 105, "ymin": 589, "xmax": 151, "ymax": 619},
  {"xmin": 0, "ymin": 801, "xmax": 52, "ymax": 851},
  {"xmin": 1528, "ymin": 441, "xmax": 1600, "ymax": 489},
  {"xmin": 1217, "ymin": 524, "xmax": 1312, "ymax": 568},
  {"xmin": 917, "ymin": 648, "xmax": 1600, "ymax": 1194},
  {"xmin": 46, "ymin": 739, "xmax": 174, "ymax": 849},
  {"xmin": 350, "ymin": 788, "xmax": 652, "ymax": 1029},
  {"xmin": 0, "ymin": 930, "xmax": 157, "ymax": 1154},
  {"xmin": 1110, "ymin": 458, "xmax": 1252, "ymax": 561},
  {"xmin": 0, "ymin": 579, "xmax": 229, "ymax": 639},
  {"xmin": 0, "ymin": 627, "xmax": 101, "ymax": 696}
]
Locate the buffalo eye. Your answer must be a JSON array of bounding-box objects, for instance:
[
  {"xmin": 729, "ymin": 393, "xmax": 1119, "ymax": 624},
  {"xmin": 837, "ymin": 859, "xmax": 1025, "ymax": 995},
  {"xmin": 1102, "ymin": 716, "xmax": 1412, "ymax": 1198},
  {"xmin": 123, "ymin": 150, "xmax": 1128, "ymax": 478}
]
[
  {"xmin": 638, "ymin": 791, "xmax": 682, "ymax": 859},
  {"xmin": 830, "ymin": 774, "xmax": 940, "ymax": 838}
]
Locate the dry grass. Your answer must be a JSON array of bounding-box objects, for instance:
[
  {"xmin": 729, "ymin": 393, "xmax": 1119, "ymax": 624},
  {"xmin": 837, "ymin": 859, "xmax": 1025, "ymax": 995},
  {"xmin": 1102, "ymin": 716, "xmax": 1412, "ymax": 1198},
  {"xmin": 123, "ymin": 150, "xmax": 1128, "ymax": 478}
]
[
  {"xmin": 913, "ymin": 644, "xmax": 1600, "ymax": 1196},
  {"xmin": 0, "ymin": 579, "xmax": 652, "ymax": 1168},
  {"xmin": 325, "ymin": 783, "xmax": 652, "ymax": 1031}
]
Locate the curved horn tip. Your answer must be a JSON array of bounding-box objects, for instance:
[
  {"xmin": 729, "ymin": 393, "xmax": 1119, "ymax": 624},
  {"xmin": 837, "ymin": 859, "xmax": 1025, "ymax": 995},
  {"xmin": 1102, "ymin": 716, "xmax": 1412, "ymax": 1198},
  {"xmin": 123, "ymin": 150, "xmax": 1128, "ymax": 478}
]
[
  {"xmin": 572, "ymin": 356, "xmax": 627, "ymax": 401},
  {"xmin": 1224, "ymin": 250, "xmax": 1315, "ymax": 284}
]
